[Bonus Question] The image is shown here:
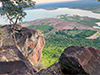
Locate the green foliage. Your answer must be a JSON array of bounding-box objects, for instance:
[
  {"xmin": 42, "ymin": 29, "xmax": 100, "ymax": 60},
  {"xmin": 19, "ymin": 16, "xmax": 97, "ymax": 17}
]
[
  {"xmin": 35, "ymin": 25, "xmax": 53, "ymax": 33},
  {"xmin": 0, "ymin": 0, "xmax": 35, "ymax": 24},
  {"xmin": 67, "ymin": 29, "xmax": 85, "ymax": 36},
  {"xmin": 56, "ymin": 28, "xmax": 84, "ymax": 37},
  {"xmin": 40, "ymin": 45, "xmax": 64, "ymax": 67},
  {"xmin": 27, "ymin": 25, "xmax": 35, "ymax": 29},
  {"xmin": 40, "ymin": 29, "xmax": 99, "ymax": 67},
  {"xmin": 75, "ymin": 30, "xmax": 97, "ymax": 38},
  {"xmin": 28, "ymin": 23, "xmax": 54, "ymax": 33},
  {"xmin": 0, "ymin": 25, "xmax": 2, "ymax": 27},
  {"xmin": 55, "ymin": 30, "xmax": 72, "ymax": 38},
  {"xmin": 77, "ymin": 19, "xmax": 100, "ymax": 27}
]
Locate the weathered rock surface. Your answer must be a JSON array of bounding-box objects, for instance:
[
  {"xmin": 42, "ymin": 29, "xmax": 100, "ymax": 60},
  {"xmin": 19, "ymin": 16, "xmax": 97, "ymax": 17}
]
[
  {"xmin": 0, "ymin": 25, "xmax": 45, "ymax": 74},
  {"xmin": 35, "ymin": 46, "xmax": 100, "ymax": 75},
  {"xmin": 0, "ymin": 24, "xmax": 45, "ymax": 65},
  {"xmin": 0, "ymin": 60, "xmax": 34, "ymax": 75},
  {"xmin": 35, "ymin": 62, "xmax": 88, "ymax": 75},
  {"xmin": 59, "ymin": 46, "xmax": 100, "ymax": 75}
]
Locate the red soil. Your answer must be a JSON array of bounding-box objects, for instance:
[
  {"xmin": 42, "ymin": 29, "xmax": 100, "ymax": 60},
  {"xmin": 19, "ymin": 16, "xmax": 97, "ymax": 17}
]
[{"xmin": 86, "ymin": 32, "xmax": 100, "ymax": 39}]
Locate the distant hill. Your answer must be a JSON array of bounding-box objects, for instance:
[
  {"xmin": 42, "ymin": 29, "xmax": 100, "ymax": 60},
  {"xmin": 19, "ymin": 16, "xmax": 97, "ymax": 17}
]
[{"xmin": 35, "ymin": 0, "xmax": 100, "ymax": 13}]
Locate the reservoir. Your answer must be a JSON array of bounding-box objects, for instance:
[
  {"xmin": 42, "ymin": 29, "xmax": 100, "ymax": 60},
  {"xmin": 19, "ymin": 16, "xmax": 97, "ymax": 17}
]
[{"xmin": 0, "ymin": 8, "xmax": 100, "ymax": 24}]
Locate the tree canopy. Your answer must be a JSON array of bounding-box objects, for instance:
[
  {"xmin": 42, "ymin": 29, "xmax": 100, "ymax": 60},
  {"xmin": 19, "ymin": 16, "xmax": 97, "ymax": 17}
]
[{"xmin": 0, "ymin": 0, "xmax": 35, "ymax": 25}]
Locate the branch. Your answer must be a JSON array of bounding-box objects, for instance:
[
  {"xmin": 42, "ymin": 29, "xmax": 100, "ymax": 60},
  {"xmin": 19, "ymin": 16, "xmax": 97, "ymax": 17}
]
[
  {"xmin": 2, "ymin": 1, "xmax": 14, "ymax": 24},
  {"xmin": 14, "ymin": 13, "xmax": 20, "ymax": 25}
]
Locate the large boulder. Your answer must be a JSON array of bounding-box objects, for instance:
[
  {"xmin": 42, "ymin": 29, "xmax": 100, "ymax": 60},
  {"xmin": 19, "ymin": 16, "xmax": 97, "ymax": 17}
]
[
  {"xmin": 59, "ymin": 46, "xmax": 100, "ymax": 75},
  {"xmin": 0, "ymin": 24, "xmax": 45, "ymax": 65},
  {"xmin": 35, "ymin": 46, "xmax": 100, "ymax": 75},
  {"xmin": 0, "ymin": 24, "xmax": 45, "ymax": 74},
  {"xmin": 0, "ymin": 46, "xmax": 36, "ymax": 74},
  {"xmin": 0, "ymin": 60, "xmax": 34, "ymax": 75}
]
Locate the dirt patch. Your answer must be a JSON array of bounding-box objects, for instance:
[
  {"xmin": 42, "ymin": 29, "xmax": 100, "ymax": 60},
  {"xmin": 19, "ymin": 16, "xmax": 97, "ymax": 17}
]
[
  {"xmin": 86, "ymin": 32, "xmax": 100, "ymax": 39},
  {"xmin": 21, "ymin": 18, "xmax": 99, "ymax": 31}
]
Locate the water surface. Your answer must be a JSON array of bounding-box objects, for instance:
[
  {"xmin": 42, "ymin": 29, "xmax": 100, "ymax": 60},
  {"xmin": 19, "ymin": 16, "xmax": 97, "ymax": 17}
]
[{"xmin": 0, "ymin": 8, "xmax": 100, "ymax": 24}]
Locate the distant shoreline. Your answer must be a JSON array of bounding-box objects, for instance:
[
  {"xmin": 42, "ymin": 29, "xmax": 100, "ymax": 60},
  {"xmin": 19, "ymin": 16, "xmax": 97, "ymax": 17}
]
[{"xmin": 1, "ymin": 7, "xmax": 100, "ymax": 24}]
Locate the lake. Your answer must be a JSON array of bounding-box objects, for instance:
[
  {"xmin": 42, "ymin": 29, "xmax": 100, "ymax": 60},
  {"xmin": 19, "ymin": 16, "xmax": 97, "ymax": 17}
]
[{"xmin": 0, "ymin": 8, "xmax": 100, "ymax": 24}]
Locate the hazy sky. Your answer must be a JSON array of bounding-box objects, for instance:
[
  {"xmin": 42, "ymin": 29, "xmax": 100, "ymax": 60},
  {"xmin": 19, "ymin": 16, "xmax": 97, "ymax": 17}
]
[
  {"xmin": 35, "ymin": 0, "xmax": 79, "ymax": 3},
  {"xmin": 0, "ymin": 0, "xmax": 79, "ymax": 7}
]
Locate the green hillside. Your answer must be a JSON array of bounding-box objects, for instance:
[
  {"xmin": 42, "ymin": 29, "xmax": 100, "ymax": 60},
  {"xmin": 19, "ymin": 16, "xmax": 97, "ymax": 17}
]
[
  {"xmin": 28, "ymin": 23, "xmax": 100, "ymax": 67},
  {"xmin": 0, "ymin": 25, "xmax": 2, "ymax": 27},
  {"xmin": 28, "ymin": 23, "xmax": 54, "ymax": 34}
]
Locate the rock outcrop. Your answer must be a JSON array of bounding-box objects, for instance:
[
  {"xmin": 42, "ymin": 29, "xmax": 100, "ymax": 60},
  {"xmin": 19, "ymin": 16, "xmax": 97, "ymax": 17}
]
[
  {"xmin": 0, "ymin": 24, "xmax": 45, "ymax": 74},
  {"xmin": 0, "ymin": 25, "xmax": 100, "ymax": 75},
  {"xmin": 59, "ymin": 46, "xmax": 100, "ymax": 75},
  {"xmin": 0, "ymin": 24, "xmax": 45, "ymax": 64},
  {"xmin": 0, "ymin": 60, "xmax": 34, "ymax": 75},
  {"xmin": 35, "ymin": 46, "xmax": 100, "ymax": 75}
]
